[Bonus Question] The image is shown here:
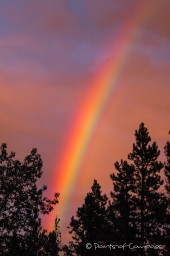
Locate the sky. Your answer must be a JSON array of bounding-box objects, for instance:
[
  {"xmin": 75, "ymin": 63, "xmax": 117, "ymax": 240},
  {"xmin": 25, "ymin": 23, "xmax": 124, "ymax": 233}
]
[{"xmin": 1, "ymin": 0, "xmax": 170, "ymax": 247}]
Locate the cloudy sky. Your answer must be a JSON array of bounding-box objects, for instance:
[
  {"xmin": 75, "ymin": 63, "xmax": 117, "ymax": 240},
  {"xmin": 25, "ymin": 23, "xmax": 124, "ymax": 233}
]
[{"xmin": 1, "ymin": 0, "xmax": 170, "ymax": 245}]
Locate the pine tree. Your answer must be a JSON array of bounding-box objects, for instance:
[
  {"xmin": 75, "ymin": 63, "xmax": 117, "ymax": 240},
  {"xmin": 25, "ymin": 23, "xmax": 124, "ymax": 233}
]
[
  {"xmin": 44, "ymin": 217, "xmax": 61, "ymax": 255},
  {"xmin": 110, "ymin": 123, "xmax": 166, "ymax": 256},
  {"xmin": 67, "ymin": 180, "xmax": 110, "ymax": 256},
  {"xmin": 110, "ymin": 160, "xmax": 137, "ymax": 255},
  {"xmin": 127, "ymin": 123, "xmax": 166, "ymax": 255}
]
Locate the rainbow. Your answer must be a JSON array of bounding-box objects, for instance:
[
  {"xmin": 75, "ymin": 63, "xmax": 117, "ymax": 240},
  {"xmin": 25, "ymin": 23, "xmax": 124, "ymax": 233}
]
[{"xmin": 49, "ymin": 1, "xmax": 153, "ymax": 233}]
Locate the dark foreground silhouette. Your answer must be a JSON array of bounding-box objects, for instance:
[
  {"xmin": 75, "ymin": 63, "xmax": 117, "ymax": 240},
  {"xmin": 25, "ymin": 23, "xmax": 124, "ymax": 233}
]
[{"xmin": 0, "ymin": 123, "xmax": 170, "ymax": 255}]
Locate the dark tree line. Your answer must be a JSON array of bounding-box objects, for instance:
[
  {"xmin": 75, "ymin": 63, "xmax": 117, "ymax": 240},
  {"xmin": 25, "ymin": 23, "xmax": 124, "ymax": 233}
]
[
  {"xmin": 1, "ymin": 123, "xmax": 170, "ymax": 255},
  {"xmin": 65, "ymin": 123, "xmax": 170, "ymax": 256}
]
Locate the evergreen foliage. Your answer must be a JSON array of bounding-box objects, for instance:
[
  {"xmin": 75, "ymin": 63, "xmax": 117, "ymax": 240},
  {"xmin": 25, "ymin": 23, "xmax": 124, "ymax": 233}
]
[
  {"xmin": 44, "ymin": 217, "xmax": 62, "ymax": 256},
  {"xmin": 67, "ymin": 180, "xmax": 111, "ymax": 256},
  {"xmin": 110, "ymin": 160, "xmax": 137, "ymax": 255},
  {"xmin": 65, "ymin": 123, "xmax": 169, "ymax": 256},
  {"xmin": 1, "ymin": 123, "xmax": 170, "ymax": 256},
  {"xmin": 0, "ymin": 143, "xmax": 60, "ymax": 255},
  {"xmin": 128, "ymin": 123, "xmax": 166, "ymax": 253},
  {"xmin": 110, "ymin": 123, "xmax": 166, "ymax": 256}
]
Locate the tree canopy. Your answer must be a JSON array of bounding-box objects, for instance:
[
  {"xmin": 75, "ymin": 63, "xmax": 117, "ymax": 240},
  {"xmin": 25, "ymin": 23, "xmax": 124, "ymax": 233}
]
[
  {"xmin": 66, "ymin": 180, "xmax": 110, "ymax": 256},
  {"xmin": 1, "ymin": 122, "xmax": 170, "ymax": 255},
  {"xmin": 66, "ymin": 123, "xmax": 170, "ymax": 256},
  {"xmin": 0, "ymin": 144, "xmax": 60, "ymax": 255}
]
